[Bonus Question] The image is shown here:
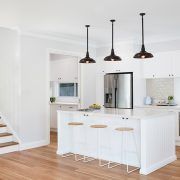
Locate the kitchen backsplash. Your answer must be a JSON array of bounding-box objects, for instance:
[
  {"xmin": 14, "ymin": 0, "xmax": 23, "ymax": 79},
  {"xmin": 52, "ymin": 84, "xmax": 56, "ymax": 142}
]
[{"xmin": 146, "ymin": 78, "xmax": 174, "ymax": 103}]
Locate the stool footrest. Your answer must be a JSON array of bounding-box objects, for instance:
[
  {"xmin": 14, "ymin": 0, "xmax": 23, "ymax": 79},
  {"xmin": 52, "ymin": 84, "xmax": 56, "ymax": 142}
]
[
  {"xmin": 83, "ymin": 156, "xmax": 95, "ymax": 163},
  {"xmin": 75, "ymin": 154, "xmax": 85, "ymax": 161},
  {"xmin": 61, "ymin": 153, "xmax": 74, "ymax": 158},
  {"xmin": 108, "ymin": 161, "xmax": 120, "ymax": 169},
  {"xmin": 127, "ymin": 167, "xmax": 140, "ymax": 174},
  {"xmin": 99, "ymin": 159, "xmax": 110, "ymax": 167}
]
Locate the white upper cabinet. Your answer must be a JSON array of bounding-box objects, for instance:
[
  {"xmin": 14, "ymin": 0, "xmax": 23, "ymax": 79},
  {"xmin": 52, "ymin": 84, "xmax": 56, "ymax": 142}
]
[
  {"xmin": 143, "ymin": 51, "xmax": 180, "ymax": 79},
  {"xmin": 50, "ymin": 58, "xmax": 78, "ymax": 82},
  {"xmin": 104, "ymin": 59, "xmax": 141, "ymax": 78},
  {"xmin": 172, "ymin": 50, "xmax": 180, "ymax": 77}
]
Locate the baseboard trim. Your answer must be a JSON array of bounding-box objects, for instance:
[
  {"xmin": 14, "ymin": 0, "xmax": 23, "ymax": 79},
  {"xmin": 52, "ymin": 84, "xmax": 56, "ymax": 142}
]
[
  {"xmin": 50, "ymin": 128, "xmax": 57, "ymax": 132},
  {"xmin": 20, "ymin": 140, "xmax": 49, "ymax": 151},
  {"xmin": 176, "ymin": 141, "xmax": 180, "ymax": 146},
  {"xmin": 140, "ymin": 155, "xmax": 177, "ymax": 175}
]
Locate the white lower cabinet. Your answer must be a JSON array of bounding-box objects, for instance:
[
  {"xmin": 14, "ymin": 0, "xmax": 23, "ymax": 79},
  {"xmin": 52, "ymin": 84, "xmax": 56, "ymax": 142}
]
[
  {"xmin": 176, "ymin": 112, "xmax": 180, "ymax": 145},
  {"xmin": 50, "ymin": 104, "xmax": 78, "ymax": 130}
]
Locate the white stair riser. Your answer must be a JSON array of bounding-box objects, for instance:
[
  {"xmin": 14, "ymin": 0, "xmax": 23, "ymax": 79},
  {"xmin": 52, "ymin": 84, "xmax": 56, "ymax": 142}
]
[
  {"xmin": 0, "ymin": 145, "xmax": 19, "ymax": 155},
  {"xmin": 0, "ymin": 127, "xmax": 7, "ymax": 133},
  {"xmin": 0, "ymin": 136, "xmax": 13, "ymax": 143}
]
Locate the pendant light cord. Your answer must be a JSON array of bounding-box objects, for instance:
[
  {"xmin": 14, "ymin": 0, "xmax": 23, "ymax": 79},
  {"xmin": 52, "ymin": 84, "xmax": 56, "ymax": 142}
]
[
  {"xmin": 140, "ymin": 13, "xmax": 145, "ymax": 46},
  {"xmin": 142, "ymin": 15, "xmax": 144, "ymax": 45},
  {"xmin": 110, "ymin": 20, "xmax": 115, "ymax": 50},
  {"xmin": 87, "ymin": 26, "xmax": 89, "ymax": 53},
  {"xmin": 85, "ymin": 25, "xmax": 90, "ymax": 57},
  {"xmin": 112, "ymin": 21, "xmax": 114, "ymax": 49}
]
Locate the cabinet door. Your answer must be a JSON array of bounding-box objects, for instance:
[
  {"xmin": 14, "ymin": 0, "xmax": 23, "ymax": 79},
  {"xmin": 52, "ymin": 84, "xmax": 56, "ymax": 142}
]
[
  {"xmin": 155, "ymin": 52, "xmax": 172, "ymax": 78},
  {"xmin": 60, "ymin": 105, "xmax": 78, "ymax": 111},
  {"xmin": 104, "ymin": 60, "xmax": 140, "ymax": 77},
  {"xmin": 50, "ymin": 105, "xmax": 60, "ymax": 129},
  {"xmin": 172, "ymin": 51, "xmax": 180, "ymax": 77},
  {"xmin": 143, "ymin": 52, "xmax": 172, "ymax": 78},
  {"xmin": 143, "ymin": 57, "xmax": 157, "ymax": 78},
  {"xmin": 104, "ymin": 61, "xmax": 123, "ymax": 73},
  {"xmin": 50, "ymin": 59, "xmax": 78, "ymax": 82}
]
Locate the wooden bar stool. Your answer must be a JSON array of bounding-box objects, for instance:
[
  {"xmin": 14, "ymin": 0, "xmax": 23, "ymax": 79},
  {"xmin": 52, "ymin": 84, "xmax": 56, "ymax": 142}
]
[
  {"xmin": 108, "ymin": 127, "xmax": 140, "ymax": 173},
  {"xmin": 62, "ymin": 122, "xmax": 85, "ymax": 161},
  {"xmin": 90, "ymin": 124, "xmax": 109, "ymax": 167}
]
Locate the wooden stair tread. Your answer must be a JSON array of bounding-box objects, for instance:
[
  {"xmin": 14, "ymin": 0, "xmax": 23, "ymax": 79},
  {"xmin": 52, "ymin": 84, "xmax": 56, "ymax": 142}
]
[
  {"xmin": 0, "ymin": 124, "xmax": 7, "ymax": 127},
  {"xmin": 0, "ymin": 133, "xmax": 13, "ymax": 137},
  {"xmin": 0, "ymin": 141, "xmax": 19, "ymax": 148}
]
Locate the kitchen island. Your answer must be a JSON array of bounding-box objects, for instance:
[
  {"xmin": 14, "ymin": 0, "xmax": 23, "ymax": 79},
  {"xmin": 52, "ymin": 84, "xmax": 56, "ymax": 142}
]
[{"xmin": 57, "ymin": 108, "xmax": 176, "ymax": 175}]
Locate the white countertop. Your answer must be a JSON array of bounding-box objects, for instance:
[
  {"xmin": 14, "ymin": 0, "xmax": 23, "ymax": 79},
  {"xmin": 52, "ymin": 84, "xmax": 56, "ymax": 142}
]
[
  {"xmin": 135, "ymin": 105, "xmax": 180, "ymax": 111},
  {"xmin": 50, "ymin": 102, "xmax": 79, "ymax": 105},
  {"xmin": 58, "ymin": 107, "xmax": 175, "ymax": 119}
]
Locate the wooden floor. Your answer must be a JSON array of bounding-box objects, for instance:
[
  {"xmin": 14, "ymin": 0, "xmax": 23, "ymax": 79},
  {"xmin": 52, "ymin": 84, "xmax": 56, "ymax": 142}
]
[{"xmin": 0, "ymin": 132, "xmax": 180, "ymax": 180}]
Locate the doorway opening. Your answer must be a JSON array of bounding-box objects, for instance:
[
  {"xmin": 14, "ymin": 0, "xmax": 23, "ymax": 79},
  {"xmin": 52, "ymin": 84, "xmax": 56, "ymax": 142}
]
[{"xmin": 48, "ymin": 52, "xmax": 81, "ymax": 143}]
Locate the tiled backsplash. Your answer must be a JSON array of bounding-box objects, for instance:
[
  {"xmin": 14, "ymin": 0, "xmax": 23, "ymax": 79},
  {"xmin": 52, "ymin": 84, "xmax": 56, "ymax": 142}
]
[{"xmin": 146, "ymin": 78, "xmax": 174, "ymax": 102}]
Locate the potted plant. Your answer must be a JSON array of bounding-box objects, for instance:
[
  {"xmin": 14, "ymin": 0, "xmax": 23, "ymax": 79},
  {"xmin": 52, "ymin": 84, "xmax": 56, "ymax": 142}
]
[
  {"xmin": 168, "ymin": 96, "xmax": 174, "ymax": 105},
  {"xmin": 50, "ymin": 97, "xmax": 56, "ymax": 103}
]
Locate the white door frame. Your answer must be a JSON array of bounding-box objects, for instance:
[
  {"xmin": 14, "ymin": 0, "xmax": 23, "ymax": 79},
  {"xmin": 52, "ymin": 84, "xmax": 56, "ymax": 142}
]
[{"xmin": 46, "ymin": 48, "xmax": 83, "ymax": 143}]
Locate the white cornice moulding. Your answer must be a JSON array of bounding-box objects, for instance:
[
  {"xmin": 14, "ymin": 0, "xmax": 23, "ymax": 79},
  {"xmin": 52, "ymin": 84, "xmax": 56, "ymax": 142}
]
[
  {"xmin": 21, "ymin": 31, "xmax": 98, "ymax": 49},
  {"xmin": 97, "ymin": 36, "xmax": 180, "ymax": 48}
]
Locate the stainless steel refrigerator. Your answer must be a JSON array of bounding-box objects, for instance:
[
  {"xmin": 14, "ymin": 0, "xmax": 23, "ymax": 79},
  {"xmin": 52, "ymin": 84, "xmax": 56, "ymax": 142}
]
[{"xmin": 104, "ymin": 73, "xmax": 133, "ymax": 109}]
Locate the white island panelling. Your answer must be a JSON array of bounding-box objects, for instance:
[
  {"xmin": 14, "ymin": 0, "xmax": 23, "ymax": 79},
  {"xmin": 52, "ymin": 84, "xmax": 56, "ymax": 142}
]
[{"xmin": 57, "ymin": 108, "xmax": 176, "ymax": 175}]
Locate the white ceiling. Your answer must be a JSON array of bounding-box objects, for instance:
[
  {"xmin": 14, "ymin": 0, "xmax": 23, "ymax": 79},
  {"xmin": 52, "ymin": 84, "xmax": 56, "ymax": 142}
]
[{"xmin": 1, "ymin": 0, "xmax": 180, "ymax": 45}]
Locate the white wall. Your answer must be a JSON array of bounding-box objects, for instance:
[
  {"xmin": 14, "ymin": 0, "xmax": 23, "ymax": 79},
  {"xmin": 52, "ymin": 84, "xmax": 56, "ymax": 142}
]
[
  {"xmin": 19, "ymin": 35, "xmax": 96, "ymax": 146},
  {"xmin": 0, "ymin": 28, "xmax": 97, "ymax": 149},
  {"xmin": 0, "ymin": 27, "xmax": 20, "ymax": 132}
]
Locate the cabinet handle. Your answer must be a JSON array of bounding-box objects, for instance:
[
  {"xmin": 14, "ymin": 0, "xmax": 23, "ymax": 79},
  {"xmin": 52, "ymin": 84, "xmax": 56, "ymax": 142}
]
[{"xmin": 68, "ymin": 107, "xmax": 73, "ymax": 108}]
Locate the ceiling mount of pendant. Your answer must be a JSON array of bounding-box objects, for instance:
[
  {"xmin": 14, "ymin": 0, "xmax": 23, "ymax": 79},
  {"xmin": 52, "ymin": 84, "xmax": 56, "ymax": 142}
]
[
  {"xmin": 79, "ymin": 25, "xmax": 96, "ymax": 63},
  {"xmin": 104, "ymin": 19, "xmax": 122, "ymax": 61},
  {"xmin": 133, "ymin": 13, "xmax": 153, "ymax": 59}
]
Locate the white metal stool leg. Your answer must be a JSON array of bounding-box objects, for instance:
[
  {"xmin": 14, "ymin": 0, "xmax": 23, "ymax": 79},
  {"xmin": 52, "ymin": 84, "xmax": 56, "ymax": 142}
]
[
  {"xmin": 110, "ymin": 127, "xmax": 140, "ymax": 173},
  {"xmin": 126, "ymin": 131, "xmax": 140, "ymax": 173},
  {"xmin": 83, "ymin": 125, "xmax": 95, "ymax": 163},
  {"xmin": 62, "ymin": 122, "xmax": 85, "ymax": 162},
  {"xmin": 90, "ymin": 124, "xmax": 108, "ymax": 167},
  {"xmin": 108, "ymin": 130, "xmax": 121, "ymax": 169},
  {"xmin": 97, "ymin": 128, "xmax": 109, "ymax": 167},
  {"xmin": 125, "ymin": 130, "xmax": 140, "ymax": 174}
]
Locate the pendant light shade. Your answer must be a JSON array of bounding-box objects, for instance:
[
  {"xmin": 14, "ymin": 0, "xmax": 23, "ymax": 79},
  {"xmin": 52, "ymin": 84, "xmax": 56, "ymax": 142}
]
[
  {"xmin": 104, "ymin": 20, "xmax": 121, "ymax": 61},
  {"xmin": 134, "ymin": 13, "xmax": 153, "ymax": 59},
  {"xmin": 79, "ymin": 25, "xmax": 96, "ymax": 63}
]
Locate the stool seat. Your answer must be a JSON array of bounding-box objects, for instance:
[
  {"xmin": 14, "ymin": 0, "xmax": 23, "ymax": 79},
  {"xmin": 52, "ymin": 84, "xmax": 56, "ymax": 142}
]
[
  {"xmin": 115, "ymin": 127, "xmax": 134, "ymax": 132},
  {"xmin": 90, "ymin": 125, "xmax": 107, "ymax": 128},
  {"xmin": 68, "ymin": 122, "xmax": 84, "ymax": 126}
]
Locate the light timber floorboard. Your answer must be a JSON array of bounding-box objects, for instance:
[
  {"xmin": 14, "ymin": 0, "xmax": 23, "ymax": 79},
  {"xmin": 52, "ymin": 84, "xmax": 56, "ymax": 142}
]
[{"xmin": 0, "ymin": 132, "xmax": 179, "ymax": 180}]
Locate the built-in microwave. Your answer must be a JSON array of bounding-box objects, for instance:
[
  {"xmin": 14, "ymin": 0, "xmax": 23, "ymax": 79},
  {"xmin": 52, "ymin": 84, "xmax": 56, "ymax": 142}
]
[{"xmin": 58, "ymin": 83, "xmax": 78, "ymax": 97}]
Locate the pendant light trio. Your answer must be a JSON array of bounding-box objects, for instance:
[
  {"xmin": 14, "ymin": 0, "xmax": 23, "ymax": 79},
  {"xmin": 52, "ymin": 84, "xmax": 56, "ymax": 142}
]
[{"xmin": 79, "ymin": 13, "xmax": 153, "ymax": 63}]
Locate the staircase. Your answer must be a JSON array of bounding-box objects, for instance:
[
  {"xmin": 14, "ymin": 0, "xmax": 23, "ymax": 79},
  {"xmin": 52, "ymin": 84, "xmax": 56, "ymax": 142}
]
[{"xmin": 0, "ymin": 117, "xmax": 19, "ymax": 154}]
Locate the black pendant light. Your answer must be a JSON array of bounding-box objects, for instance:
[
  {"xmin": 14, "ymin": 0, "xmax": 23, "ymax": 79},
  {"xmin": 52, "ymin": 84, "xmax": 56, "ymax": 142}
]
[
  {"xmin": 79, "ymin": 25, "xmax": 96, "ymax": 63},
  {"xmin": 134, "ymin": 13, "xmax": 153, "ymax": 59},
  {"xmin": 104, "ymin": 20, "xmax": 121, "ymax": 61}
]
